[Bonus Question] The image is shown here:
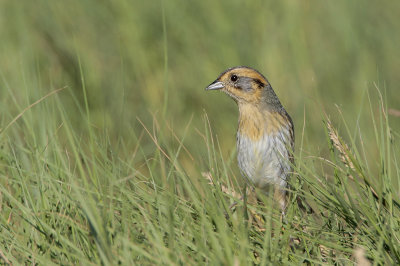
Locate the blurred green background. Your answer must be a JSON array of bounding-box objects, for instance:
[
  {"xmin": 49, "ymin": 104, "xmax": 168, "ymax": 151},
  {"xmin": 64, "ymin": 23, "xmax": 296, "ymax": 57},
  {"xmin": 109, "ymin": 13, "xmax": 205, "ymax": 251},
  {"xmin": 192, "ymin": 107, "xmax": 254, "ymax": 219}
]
[{"xmin": 1, "ymin": 0, "xmax": 399, "ymax": 168}]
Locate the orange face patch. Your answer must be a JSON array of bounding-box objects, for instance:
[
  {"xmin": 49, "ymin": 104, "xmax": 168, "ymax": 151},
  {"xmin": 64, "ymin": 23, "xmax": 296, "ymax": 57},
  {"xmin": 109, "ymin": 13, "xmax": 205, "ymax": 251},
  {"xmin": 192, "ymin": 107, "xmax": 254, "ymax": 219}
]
[
  {"xmin": 214, "ymin": 67, "xmax": 271, "ymax": 104},
  {"xmin": 224, "ymin": 85, "xmax": 263, "ymax": 104}
]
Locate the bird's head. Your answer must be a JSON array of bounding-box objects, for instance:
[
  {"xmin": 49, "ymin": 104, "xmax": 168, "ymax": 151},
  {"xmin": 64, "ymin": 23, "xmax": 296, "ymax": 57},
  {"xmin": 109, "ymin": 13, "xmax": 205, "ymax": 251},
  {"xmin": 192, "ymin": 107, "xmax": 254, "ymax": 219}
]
[{"xmin": 205, "ymin": 66, "xmax": 282, "ymax": 109}]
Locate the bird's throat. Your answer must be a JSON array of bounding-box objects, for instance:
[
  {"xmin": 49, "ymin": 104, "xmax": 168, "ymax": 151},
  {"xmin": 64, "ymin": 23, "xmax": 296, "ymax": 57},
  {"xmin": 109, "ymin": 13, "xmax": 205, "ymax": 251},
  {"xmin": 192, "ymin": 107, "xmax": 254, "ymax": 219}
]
[{"xmin": 238, "ymin": 103, "xmax": 286, "ymax": 141}]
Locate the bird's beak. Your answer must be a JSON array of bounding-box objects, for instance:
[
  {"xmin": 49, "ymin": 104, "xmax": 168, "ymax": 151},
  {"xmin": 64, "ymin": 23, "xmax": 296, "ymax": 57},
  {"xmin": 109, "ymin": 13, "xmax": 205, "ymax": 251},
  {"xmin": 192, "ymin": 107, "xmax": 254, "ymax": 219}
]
[{"xmin": 205, "ymin": 81, "xmax": 224, "ymax": 91}]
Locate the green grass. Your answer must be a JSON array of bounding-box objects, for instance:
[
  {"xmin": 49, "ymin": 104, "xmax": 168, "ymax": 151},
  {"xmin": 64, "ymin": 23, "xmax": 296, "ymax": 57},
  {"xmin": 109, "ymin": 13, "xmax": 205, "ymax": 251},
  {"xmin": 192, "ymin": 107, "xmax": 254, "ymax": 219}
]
[{"xmin": 1, "ymin": 0, "xmax": 400, "ymax": 264}]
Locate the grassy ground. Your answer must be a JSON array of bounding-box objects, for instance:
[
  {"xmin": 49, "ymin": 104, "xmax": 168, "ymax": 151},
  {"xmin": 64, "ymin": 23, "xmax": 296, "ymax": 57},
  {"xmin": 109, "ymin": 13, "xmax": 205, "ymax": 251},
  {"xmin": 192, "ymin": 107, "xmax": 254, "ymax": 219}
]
[{"xmin": 1, "ymin": 0, "xmax": 400, "ymax": 264}]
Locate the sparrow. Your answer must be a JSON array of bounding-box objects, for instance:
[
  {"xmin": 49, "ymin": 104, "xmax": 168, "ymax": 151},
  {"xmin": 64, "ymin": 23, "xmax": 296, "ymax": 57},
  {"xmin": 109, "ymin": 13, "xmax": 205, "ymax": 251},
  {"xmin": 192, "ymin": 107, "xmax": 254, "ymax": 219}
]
[{"xmin": 205, "ymin": 66, "xmax": 294, "ymax": 210}]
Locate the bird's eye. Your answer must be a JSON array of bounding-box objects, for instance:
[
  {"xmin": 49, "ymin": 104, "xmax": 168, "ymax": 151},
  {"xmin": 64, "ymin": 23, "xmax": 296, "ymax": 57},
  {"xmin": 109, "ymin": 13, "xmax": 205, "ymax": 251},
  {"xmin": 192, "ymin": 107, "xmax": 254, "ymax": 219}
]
[{"xmin": 230, "ymin": 74, "xmax": 238, "ymax": 82}]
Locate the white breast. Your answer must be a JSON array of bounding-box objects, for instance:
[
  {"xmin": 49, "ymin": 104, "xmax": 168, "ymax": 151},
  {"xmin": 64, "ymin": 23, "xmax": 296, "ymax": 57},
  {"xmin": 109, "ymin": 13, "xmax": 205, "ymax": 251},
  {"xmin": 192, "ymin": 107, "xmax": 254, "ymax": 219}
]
[{"xmin": 237, "ymin": 128, "xmax": 292, "ymax": 191}]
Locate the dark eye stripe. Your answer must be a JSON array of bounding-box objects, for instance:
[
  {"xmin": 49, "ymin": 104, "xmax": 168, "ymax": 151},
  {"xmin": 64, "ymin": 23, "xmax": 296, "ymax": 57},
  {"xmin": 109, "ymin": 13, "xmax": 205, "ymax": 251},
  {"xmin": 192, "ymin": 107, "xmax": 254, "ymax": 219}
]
[{"xmin": 254, "ymin": 79, "xmax": 265, "ymax": 88}]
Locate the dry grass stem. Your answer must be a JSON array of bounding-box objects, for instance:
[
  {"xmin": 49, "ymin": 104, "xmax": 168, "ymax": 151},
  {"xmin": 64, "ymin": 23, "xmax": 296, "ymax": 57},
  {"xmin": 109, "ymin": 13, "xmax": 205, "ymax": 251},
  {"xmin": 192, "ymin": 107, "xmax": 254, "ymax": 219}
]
[
  {"xmin": 201, "ymin": 172, "xmax": 241, "ymax": 199},
  {"xmin": 326, "ymin": 119, "xmax": 379, "ymax": 200},
  {"xmin": 354, "ymin": 247, "xmax": 371, "ymax": 266},
  {"xmin": 326, "ymin": 119, "xmax": 356, "ymax": 174},
  {"xmin": 388, "ymin": 108, "xmax": 400, "ymax": 117}
]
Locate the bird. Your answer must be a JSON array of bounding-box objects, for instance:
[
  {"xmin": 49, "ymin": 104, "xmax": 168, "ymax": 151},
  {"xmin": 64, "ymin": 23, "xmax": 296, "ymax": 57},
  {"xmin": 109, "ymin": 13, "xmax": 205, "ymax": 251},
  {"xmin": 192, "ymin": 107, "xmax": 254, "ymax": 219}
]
[{"xmin": 205, "ymin": 66, "xmax": 294, "ymax": 210}]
